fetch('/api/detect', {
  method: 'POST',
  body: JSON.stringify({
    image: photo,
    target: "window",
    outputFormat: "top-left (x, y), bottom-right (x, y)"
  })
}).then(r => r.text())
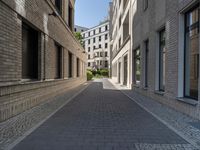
top-left (93, 46), bottom-right (96, 50)
top-left (105, 34), bottom-right (108, 40)
top-left (68, 52), bottom-right (73, 78)
top-left (88, 32), bottom-right (90, 37)
top-left (88, 55), bottom-right (90, 59)
top-left (100, 52), bottom-right (103, 57)
top-left (144, 40), bottom-right (149, 88)
top-left (105, 52), bottom-right (108, 57)
top-left (74, 28), bottom-right (77, 32)
top-left (105, 43), bottom-right (108, 49)
top-left (55, 0), bottom-right (62, 14)
top-left (159, 29), bottom-right (166, 91)
top-left (105, 61), bottom-right (108, 68)
top-left (77, 58), bottom-right (80, 77)
top-left (88, 62), bottom-right (91, 67)
top-left (93, 30), bottom-right (96, 35)
top-left (105, 25), bottom-right (108, 31)
top-left (143, 0), bottom-right (148, 11)
top-left (134, 48), bottom-right (141, 85)
top-left (22, 22), bottom-right (39, 80)
top-left (54, 43), bottom-right (62, 79)
top-left (93, 38), bottom-right (96, 43)
top-left (99, 36), bottom-right (101, 42)
top-left (99, 28), bottom-right (101, 33)
top-left (100, 60), bottom-right (103, 66)
top-left (119, 38), bottom-right (121, 48)
top-left (88, 47), bottom-right (90, 52)
top-left (68, 2), bottom-right (73, 30)
top-left (99, 44), bottom-right (101, 48)
top-left (184, 5), bottom-right (199, 100)
top-left (88, 39), bottom-right (90, 45)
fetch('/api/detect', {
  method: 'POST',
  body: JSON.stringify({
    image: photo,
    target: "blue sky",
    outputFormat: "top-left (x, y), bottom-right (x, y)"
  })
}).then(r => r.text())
top-left (75, 0), bottom-right (111, 28)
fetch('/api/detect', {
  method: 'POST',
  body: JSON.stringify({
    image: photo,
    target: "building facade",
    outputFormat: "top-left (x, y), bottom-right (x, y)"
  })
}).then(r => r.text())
top-left (111, 0), bottom-right (200, 119)
top-left (0, 0), bottom-right (87, 122)
top-left (110, 0), bottom-right (133, 88)
top-left (82, 21), bottom-right (110, 70)
top-left (74, 25), bottom-right (88, 33)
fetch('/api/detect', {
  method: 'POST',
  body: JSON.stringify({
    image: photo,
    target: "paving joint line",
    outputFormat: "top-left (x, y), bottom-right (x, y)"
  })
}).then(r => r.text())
top-left (107, 79), bottom-right (199, 150)
top-left (5, 82), bottom-right (90, 150)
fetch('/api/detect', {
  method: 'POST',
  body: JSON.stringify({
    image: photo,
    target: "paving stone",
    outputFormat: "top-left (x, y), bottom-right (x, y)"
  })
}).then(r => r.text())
top-left (11, 79), bottom-right (195, 150)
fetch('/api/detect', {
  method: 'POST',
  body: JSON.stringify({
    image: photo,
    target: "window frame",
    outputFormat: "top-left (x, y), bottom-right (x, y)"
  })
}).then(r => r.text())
top-left (158, 28), bottom-right (166, 92)
top-left (184, 4), bottom-right (199, 100)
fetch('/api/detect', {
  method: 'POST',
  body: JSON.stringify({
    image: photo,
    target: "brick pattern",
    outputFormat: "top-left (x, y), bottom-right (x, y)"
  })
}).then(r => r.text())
top-left (131, 0), bottom-right (200, 119)
top-left (0, 0), bottom-right (87, 122)
top-left (10, 80), bottom-right (195, 150)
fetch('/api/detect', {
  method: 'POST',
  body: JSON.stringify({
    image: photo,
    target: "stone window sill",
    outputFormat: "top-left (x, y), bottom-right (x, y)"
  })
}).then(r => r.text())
top-left (176, 97), bottom-right (198, 106)
top-left (154, 90), bottom-right (165, 96)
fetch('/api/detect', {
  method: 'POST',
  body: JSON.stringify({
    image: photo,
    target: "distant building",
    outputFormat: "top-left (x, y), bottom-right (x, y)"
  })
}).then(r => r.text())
top-left (82, 21), bottom-right (110, 71)
top-left (74, 25), bottom-right (88, 33)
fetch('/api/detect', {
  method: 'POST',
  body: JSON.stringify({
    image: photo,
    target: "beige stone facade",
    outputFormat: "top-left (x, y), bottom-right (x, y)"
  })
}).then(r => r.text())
top-left (111, 0), bottom-right (200, 119)
top-left (0, 0), bottom-right (87, 122)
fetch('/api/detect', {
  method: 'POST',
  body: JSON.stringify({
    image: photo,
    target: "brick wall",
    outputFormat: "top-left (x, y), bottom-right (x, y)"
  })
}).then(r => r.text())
top-left (132, 0), bottom-right (200, 119)
top-left (0, 0), bottom-right (87, 122)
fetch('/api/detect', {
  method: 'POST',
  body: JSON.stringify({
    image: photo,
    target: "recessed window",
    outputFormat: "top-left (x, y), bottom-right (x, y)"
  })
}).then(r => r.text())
top-left (105, 52), bottom-right (108, 57)
top-left (134, 48), bottom-right (141, 85)
top-left (184, 5), bottom-right (199, 100)
top-left (93, 38), bottom-right (96, 43)
top-left (88, 39), bottom-right (90, 45)
top-left (99, 28), bottom-right (101, 33)
top-left (105, 34), bottom-right (108, 40)
top-left (100, 52), bottom-right (103, 57)
top-left (99, 44), bottom-right (101, 48)
top-left (159, 29), bottom-right (166, 91)
top-left (143, 0), bottom-right (148, 11)
top-left (93, 46), bottom-right (96, 50)
top-left (93, 30), bottom-right (96, 35)
top-left (99, 36), bottom-right (101, 42)
top-left (105, 25), bottom-right (108, 31)
top-left (55, 0), bottom-right (62, 14)
top-left (88, 47), bottom-right (90, 52)
top-left (77, 58), bottom-right (80, 77)
top-left (88, 55), bottom-right (90, 59)
top-left (105, 43), bottom-right (108, 49)
top-left (68, 2), bottom-right (73, 30)
top-left (88, 62), bottom-right (91, 67)
top-left (22, 22), bottom-right (39, 80)
top-left (54, 43), bottom-right (62, 79)
top-left (68, 52), bottom-right (73, 78)
top-left (105, 61), bottom-right (108, 68)
top-left (144, 40), bottom-right (149, 87)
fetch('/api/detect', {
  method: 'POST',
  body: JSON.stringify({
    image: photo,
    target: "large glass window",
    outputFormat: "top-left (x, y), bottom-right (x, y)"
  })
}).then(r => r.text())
top-left (184, 5), bottom-right (199, 100)
top-left (134, 48), bottom-right (141, 85)
top-left (68, 52), bottom-right (73, 78)
top-left (144, 40), bottom-right (149, 87)
top-left (159, 29), bottom-right (166, 91)
top-left (22, 23), bottom-right (39, 80)
top-left (54, 43), bottom-right (62, 79)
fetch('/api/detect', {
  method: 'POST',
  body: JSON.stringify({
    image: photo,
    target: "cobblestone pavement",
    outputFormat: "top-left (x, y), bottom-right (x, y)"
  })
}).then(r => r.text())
top-left (108, 79), bottom-right (200, 149)
top-left (0, 83), bottom-right (89, 150)
top-left (11, 79), bottom-right (196, 150)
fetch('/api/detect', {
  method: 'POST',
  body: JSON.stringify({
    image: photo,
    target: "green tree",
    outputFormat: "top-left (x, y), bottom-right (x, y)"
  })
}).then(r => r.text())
top-left (74, 32), bottom-right (83, 46)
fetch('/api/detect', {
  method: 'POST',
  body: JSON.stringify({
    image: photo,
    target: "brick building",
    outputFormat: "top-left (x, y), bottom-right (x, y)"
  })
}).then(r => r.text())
top-left (111, 0), bottom-right (200, 119)
top-left (0, 0), bottom-right (87, 122)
